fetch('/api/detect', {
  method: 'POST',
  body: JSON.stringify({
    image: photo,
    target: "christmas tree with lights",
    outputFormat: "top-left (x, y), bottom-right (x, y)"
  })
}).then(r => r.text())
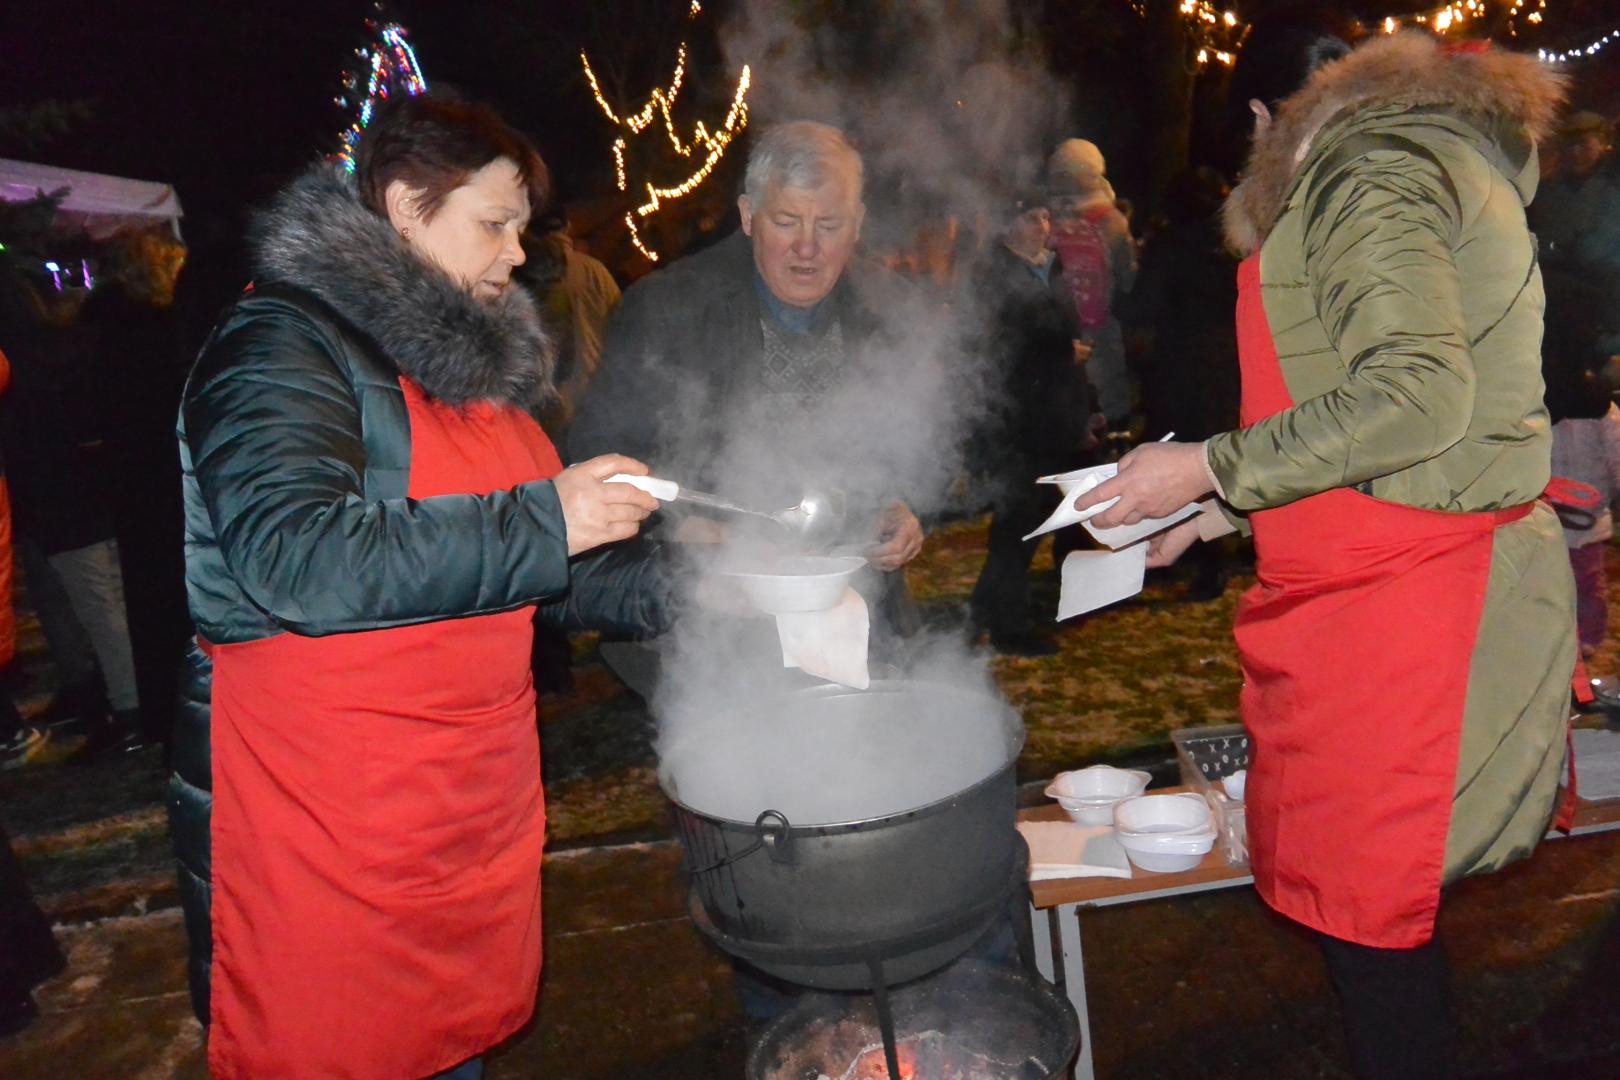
top-left (333, 4), bottom-right (429, 173)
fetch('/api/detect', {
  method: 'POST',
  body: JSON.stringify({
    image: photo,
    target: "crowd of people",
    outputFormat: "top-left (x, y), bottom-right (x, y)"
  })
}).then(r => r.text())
top-left (0, 13), bottom-right (1617, 1080)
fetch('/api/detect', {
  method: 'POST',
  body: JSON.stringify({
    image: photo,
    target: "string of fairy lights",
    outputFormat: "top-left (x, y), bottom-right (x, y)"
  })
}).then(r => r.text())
top-left (1158, 0), bottom-right (1618, 70)
top-left (581, 0), bottom-right (752, 262)
top-left (1378, 0), bottom-right (1547, 36)
top-left (1539, 22), bottom-right (1620, 63)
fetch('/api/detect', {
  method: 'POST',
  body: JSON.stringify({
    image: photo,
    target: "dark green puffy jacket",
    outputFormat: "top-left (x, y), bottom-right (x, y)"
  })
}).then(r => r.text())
top-left (169, 166), bottom-right (671, 1021)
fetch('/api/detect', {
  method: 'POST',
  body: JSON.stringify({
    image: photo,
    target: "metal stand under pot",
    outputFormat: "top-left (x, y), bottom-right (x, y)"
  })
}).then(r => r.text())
top-left (736, 841), bottom-right (1080, 1080)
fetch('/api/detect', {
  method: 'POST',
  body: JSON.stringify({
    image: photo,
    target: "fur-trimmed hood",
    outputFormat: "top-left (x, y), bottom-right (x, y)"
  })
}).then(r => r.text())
top-left (1225, 32), bottom-right (1567, 254)
top-left (249, 165), bottom-right (554, 407)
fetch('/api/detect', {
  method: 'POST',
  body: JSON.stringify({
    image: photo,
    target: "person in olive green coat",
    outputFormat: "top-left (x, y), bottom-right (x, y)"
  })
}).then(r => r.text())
top-left (1076, 28), bottom-right (1574, 1080)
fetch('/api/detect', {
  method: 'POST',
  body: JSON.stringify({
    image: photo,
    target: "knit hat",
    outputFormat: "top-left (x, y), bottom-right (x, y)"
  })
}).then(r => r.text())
top-left (1048, 138), bottom-right (1106, 182)
top-left (1008, 184), bottom-right (1048, 216)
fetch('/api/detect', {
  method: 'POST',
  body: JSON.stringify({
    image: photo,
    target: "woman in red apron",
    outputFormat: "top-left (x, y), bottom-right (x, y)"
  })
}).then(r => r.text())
top-left (172, 97), bottom-right (667, 1079)
top-left (1074, 27), bottom-right (1574, 1079)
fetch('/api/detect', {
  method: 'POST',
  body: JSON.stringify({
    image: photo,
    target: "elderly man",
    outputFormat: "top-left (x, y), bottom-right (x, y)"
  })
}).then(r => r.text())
top-left (569, 121), bottom-right (925, 577)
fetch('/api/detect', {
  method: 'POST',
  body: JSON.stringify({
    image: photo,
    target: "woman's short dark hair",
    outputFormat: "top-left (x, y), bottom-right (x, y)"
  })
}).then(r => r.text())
top-left (354, 95), bottom-right (550, 222)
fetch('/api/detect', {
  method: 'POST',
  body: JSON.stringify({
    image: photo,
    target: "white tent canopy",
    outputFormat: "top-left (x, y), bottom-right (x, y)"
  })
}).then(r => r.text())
top-left (0, 158), bottom-right (183, 239)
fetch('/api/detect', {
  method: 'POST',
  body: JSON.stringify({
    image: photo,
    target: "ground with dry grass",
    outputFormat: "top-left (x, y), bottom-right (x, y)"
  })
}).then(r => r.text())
top-left (8, 516), bottom-right (1615, 907)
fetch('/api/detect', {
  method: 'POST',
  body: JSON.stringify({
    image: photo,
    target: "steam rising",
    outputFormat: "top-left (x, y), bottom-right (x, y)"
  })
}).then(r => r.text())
top-left (722, 0), bottom-right (1071, 246)
top-left (654, 0), bottom-right (1073, 823)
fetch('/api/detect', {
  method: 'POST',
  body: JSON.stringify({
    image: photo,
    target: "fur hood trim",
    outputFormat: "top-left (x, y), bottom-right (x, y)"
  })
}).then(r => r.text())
top-left (249, 165), bottom-right (554, 408)
top-left (1225, 32), bottom-right (1567, 254)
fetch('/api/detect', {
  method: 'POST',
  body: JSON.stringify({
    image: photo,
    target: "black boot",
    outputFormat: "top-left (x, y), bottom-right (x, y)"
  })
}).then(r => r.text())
top-left (103, 708), bottom-right (154, 754)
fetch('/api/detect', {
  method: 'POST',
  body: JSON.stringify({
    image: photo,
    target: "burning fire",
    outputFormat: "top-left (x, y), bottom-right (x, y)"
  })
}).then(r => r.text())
top-left (844, 1040), bottom-right (918, 1079)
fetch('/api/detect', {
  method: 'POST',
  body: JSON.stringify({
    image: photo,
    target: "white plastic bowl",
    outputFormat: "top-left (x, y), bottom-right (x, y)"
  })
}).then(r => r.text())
top-left (1115, 837), bottom-right (1215, 873)
top-left (1113, 793), bottom-right (1216, 872)
top-left (720, 555), bottom-right (866, 614)
top-left (1044, 766), bottom-right (1152, 825)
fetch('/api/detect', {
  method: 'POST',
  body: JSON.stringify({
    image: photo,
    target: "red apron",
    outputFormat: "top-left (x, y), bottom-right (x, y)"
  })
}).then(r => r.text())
top-left (207, 379), bottom-right (563, 1079)
top-left (1232, 256), bottom-right (1529, 948)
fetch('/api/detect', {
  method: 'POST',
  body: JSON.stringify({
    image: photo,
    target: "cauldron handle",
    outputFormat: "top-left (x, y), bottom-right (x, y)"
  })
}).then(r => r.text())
top-left (756, 809), bottom-right (794, 863)
top-left (683, 809), bottom-right (794, 874)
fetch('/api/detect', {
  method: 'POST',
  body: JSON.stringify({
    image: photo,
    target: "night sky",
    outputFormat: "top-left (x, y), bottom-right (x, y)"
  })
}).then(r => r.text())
top-left (3, 1), bottom-right (681, 226)
top-left (7, 2), bottom-right (1620, 242)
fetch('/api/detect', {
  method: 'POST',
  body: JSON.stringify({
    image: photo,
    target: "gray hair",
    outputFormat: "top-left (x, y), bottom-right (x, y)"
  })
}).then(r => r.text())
top-left (743, 121), bottom-right (864, 205)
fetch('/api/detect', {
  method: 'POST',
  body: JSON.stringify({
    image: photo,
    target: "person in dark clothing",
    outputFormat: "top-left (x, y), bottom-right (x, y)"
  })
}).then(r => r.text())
top-left (965, 188), bottom-right (1088, 655)
top-left (516, 208), bottom-right (625, 696)
top-left (0, 283), bottom-right (142, 749)
top-left (1123, 167), bottom-right (1239, 444)
top-left (1119, 167), bottom-right (1241, 600)
top-left (82, 231), bottom-right (192, 747)
top-left (1532, 111), bottom-right (1620, 357)
top-left (0, 820), bottom-right (66, 1036)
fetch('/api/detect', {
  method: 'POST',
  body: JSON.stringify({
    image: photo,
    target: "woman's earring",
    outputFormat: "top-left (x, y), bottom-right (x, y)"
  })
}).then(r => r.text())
top-left (400, 227), bottom-right (412, 239)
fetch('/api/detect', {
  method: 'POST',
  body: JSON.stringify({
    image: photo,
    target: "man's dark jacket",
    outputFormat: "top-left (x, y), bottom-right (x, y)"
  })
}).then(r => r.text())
top-left (171, 166), bottom-right (668, 1022)
top-left (965, 243), bottom-right (1089, 477)
top-left (567, 231), bottom-right (918, 501)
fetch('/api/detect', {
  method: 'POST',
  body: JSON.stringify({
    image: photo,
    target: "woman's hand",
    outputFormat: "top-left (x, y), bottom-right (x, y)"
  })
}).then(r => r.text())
top-left (553, 455), bottom-right (660, 556)
top-left (1073, 442), bottom-right (1214, 528)
top-left (1145, 517), bottom-right (1201, 568)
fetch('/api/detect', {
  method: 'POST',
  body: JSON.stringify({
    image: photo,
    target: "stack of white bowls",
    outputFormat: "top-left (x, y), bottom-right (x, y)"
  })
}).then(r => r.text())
top-left (1043, 765), bottom-right (1152, 825)
top-left (1111, 793), bottom-right (1217, 872)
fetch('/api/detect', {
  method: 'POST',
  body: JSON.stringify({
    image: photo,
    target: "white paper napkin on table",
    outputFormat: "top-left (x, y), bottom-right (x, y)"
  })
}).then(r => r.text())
top-left (1573, 727), bottom-right (1620, 800)
top-left (1018, 820), bottom-right (1133, 880)
top-left (775, 588), bottom-right (870, 690)
top-left (1057, 545), bottom-right (1148, 620)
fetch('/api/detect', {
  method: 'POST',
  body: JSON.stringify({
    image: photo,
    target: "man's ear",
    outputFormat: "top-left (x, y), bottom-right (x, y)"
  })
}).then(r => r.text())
top-left (737, 195), bottom-right (753, 237)
top-left (384, 179), bottom-right (426, 233)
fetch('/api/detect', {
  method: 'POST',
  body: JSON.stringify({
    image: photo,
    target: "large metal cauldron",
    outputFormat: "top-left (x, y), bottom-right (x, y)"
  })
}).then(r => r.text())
top-left (660, 680), bottom-right (1025, 989)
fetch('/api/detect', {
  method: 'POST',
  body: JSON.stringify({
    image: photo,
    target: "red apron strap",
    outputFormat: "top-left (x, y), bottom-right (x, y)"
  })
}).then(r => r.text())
top-left (1555, 722), bottom-right (1580, 833)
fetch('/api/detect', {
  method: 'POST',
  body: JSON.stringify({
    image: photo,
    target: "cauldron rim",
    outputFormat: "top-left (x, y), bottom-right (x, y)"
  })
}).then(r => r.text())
top-left (656, 679), bottom-right (1026, 831)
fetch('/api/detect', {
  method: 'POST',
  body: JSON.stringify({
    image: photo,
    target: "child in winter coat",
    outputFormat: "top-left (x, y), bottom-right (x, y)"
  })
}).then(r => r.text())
top-left (1546, 363), bottom-right (1620, 658)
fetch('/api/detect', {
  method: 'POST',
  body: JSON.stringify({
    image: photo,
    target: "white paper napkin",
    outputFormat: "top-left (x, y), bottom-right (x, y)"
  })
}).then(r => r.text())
top-left (1057, 545), bottom-right (1148, 620)
top-left (1018, 820), bottom-right (1133, 880)
top-left (775, 588), bottom-right (870, 689)
top-left (1573, 727), bottom-right (1620, 800)
top-left (1082, 501), bottom-right (1203, 550)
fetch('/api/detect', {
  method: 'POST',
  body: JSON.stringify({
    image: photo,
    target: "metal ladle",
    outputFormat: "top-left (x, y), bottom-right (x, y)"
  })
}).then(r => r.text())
top-left (607, 474), bottom-right (846, 549)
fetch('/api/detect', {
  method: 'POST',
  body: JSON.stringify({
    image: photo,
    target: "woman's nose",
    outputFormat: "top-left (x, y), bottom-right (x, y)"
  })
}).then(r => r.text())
top-left (506, 231), bottom-right (527, 267)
